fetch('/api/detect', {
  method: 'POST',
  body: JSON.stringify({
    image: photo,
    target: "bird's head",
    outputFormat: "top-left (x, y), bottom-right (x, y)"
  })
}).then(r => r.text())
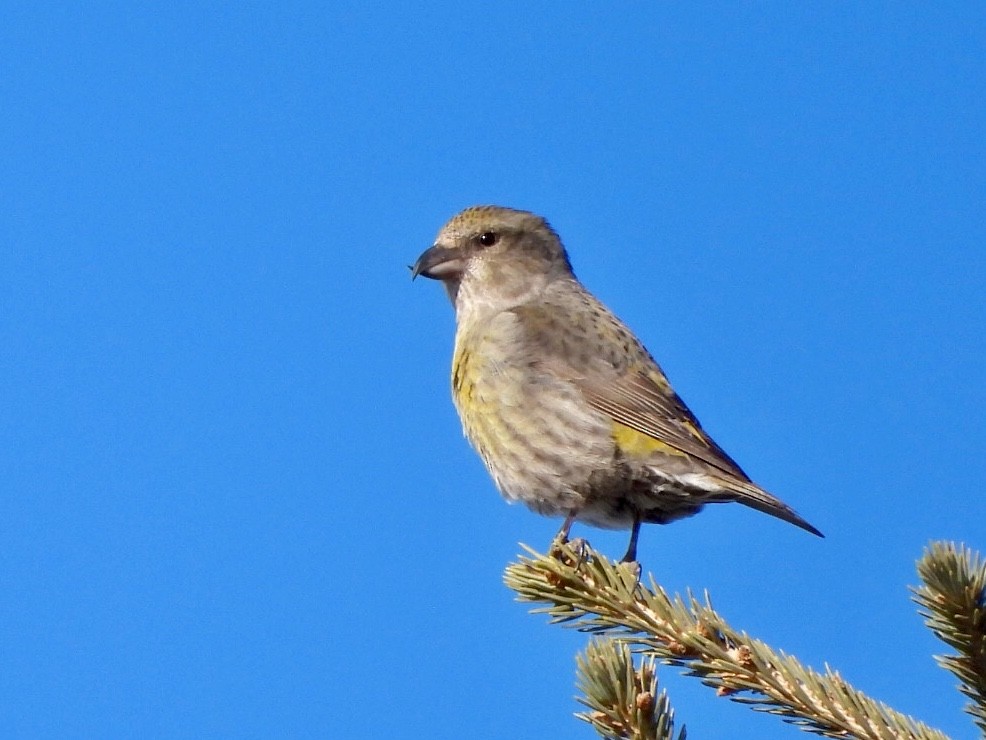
top-left (411, 205), bottom-right (574, 317)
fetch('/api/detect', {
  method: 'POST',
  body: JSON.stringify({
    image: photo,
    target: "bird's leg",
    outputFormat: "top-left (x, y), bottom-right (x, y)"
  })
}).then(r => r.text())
top-left (550, 511), bottom-right (586, 565)
top-left (620, 515), bottom-right (641, 563)
top-left (556, 510), bottom-right (577, 543)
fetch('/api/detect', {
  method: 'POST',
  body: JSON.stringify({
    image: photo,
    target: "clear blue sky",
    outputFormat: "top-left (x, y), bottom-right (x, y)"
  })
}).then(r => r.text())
top-left (2, 4), bottom-right (984, 738)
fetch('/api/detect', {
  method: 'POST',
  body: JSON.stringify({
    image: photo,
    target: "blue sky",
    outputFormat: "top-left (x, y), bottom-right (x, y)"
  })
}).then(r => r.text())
top-left (1, 3), bottom-right (984, 738)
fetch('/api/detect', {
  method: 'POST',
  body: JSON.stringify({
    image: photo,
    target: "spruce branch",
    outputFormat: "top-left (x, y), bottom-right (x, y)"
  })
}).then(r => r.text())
top-left (913, 542), bottom-right (986, 736)
top-left (504, 541), bottom-right (950, 740)
top-left (576, 638), bottom-right (685, 740)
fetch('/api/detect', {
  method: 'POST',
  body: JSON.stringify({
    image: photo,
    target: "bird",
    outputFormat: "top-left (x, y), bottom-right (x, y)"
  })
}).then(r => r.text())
top-left (411, 205), bottom-right (821, 562)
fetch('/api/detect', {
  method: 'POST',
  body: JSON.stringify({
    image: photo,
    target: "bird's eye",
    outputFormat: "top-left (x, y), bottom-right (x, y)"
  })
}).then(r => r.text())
top-left (478, 232), bottom-right (498, 247)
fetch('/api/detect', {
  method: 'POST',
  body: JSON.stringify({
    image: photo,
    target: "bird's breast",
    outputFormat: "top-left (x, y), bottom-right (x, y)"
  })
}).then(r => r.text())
top-left (449, 325), bottom-right (618, 504)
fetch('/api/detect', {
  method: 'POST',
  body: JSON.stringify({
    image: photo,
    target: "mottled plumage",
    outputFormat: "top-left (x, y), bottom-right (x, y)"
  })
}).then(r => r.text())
top-left (412, 205), bottom-right (821, 560)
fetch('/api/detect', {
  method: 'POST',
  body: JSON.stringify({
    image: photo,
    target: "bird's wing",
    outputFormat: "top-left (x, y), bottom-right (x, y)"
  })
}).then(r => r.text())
top-left (508, 297), bottom-right (750, 482)
top-left (575, 362), bottom-right (751, 480)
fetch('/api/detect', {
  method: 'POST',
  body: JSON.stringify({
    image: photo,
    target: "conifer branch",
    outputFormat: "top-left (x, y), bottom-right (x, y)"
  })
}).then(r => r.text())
top-left (576, 638), bottom-right (685, 740)
top-left (504, 541), bottom-right (950, 740)
top-left (912, 542), bottom-right (986, 736)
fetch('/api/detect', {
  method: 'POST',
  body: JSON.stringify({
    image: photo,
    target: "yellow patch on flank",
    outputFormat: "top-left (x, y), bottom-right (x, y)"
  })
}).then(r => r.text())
top-left (452, 347), bottom-right (470, 395)
top-left (452, 344), bottom-right (493, 415)
top-left (611, 422), bottom-right (686, 458)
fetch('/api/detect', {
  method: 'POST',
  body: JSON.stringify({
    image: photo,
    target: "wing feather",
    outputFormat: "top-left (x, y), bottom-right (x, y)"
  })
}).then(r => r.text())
top-left (576, 366), bottom-right (750, 480)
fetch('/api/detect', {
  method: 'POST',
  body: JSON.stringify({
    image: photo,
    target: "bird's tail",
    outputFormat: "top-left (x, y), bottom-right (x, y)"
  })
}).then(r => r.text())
top-left (728, 480), bottom-right (823, 537)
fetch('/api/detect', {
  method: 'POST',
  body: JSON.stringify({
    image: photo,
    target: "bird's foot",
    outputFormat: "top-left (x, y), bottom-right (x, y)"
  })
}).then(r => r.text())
top-left (550, 534), bottom-right (590, 570)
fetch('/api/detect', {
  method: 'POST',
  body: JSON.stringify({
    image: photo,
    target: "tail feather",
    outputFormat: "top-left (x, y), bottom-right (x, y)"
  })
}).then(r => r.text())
top-left (729, 480), bottom-right (823, 537)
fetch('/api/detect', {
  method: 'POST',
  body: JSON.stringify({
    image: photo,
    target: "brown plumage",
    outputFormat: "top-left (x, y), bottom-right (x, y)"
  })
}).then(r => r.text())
top-left (413, 205), bottom-right (821, 561)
